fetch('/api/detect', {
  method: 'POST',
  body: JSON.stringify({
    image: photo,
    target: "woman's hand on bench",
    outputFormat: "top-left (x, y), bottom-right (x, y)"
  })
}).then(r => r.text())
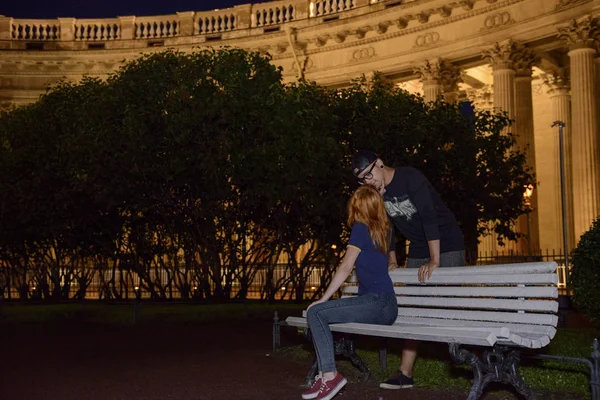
top-left (307, 299), bottom-right (327, 311)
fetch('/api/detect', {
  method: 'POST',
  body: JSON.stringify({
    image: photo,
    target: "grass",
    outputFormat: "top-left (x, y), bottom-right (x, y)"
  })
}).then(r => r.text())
top-left (278, 325), bottom-right (599, 399)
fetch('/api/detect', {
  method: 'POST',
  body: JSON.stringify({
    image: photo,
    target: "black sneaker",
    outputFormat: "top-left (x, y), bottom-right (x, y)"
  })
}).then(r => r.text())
top-left (379, 372), bottom-right (415, 389)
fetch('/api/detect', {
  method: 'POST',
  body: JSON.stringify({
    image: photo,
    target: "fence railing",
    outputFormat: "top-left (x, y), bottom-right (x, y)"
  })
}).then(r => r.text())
top-left (0, 250), bottom-right (569, 302)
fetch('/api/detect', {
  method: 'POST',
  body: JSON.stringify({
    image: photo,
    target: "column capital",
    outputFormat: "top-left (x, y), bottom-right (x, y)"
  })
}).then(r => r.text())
top-left (414, 58), bottom-right (462, 89)
top-left (467, 85), bottom-right (494, 110)
top-left (541, 67), bottom-right (570, 95)
top-left (558, 16), bottom-right (599, 51)
top-left (414, 58), bottom-right (443, 85)
top-left (513, 47), bottom-right (539, 77)
top-left (483, 39), bottom-right (519, 71)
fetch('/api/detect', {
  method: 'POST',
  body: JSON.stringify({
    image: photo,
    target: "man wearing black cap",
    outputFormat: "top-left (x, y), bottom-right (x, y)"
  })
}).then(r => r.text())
top-left (352, 149), bottom-right (465, 390)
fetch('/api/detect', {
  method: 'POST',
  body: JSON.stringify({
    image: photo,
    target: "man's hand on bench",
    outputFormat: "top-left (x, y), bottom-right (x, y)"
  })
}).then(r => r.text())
top-left (418, 261), bottom-right (440, 283)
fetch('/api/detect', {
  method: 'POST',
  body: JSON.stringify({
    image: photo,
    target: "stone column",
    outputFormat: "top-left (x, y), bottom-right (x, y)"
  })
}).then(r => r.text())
top-left (441, 62), bottom-right (462, 105)
top-left (542, 69), bottom-right (576, 251)
top-left (559, 16), bottom-right (600, 242)
top-left (415, 58), bottom-right (444, 102)
top-left (466, 85), bottom-right (497, 255)
top-left (483, 40), bottom-right (520, 254)
top-left (514, 47), bottom-right (540, 256)
top-left (484, 40), bottom-right (517, 135)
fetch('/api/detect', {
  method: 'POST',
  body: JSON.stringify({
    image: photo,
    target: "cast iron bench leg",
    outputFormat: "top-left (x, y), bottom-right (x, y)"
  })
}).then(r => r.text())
top-left (450, 343), bottom-right (536, 400)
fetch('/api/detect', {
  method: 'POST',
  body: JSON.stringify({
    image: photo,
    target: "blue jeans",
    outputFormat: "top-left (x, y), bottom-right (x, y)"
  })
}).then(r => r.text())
top-left (306, 292), bottom-right (398, 374)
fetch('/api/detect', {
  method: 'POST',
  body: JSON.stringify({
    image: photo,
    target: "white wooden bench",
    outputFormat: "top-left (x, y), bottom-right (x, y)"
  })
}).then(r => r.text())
top-left (282, 261), bottom-right (559, 400)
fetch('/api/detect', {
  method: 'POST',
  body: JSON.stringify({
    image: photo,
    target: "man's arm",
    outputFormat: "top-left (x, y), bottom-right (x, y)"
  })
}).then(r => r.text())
top-left (418, 239), bottom-right (440, 282)
top-left (388, 250), bottom-right (399, 271)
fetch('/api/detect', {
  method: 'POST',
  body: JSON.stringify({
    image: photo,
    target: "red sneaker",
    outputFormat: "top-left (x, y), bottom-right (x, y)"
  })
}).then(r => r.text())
top-left (314, 372), bottom-right (347, 400)
top-left (301, 374), bottom-right (322, 400)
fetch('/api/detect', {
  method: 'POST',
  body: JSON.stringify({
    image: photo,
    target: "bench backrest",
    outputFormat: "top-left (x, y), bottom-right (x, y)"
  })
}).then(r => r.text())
top-left (343, 261), bottom-right (559, 345)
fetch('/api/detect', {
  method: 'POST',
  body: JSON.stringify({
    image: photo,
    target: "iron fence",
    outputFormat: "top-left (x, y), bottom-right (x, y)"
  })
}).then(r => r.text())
top-left (0, 250), bottom-right (569, 302)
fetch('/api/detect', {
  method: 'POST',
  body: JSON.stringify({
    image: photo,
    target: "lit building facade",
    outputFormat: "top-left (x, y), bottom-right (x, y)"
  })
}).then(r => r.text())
top-left (1, 0), bottom-right (599, 256)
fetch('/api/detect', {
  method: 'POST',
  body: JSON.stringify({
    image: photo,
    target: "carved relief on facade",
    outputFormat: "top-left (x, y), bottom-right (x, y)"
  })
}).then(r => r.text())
top-left (313, 35), bottom-right (330, 47)
top-left (414, 32), bottom-right (440, 48)
top-left (334, 31), bottom-right (349, 43)
top-left (377, 21), bottom-right (392, 34)
top-left (351, 47), bottom-right (376, 62)
top-left (452, 0), bottom-right (475, 11)
top-left (352, 26), bottom-right (372, 39)
top-left (292, 57), bottom-right (314, 72)
top-left (481, 12), bottom-right (514, 31)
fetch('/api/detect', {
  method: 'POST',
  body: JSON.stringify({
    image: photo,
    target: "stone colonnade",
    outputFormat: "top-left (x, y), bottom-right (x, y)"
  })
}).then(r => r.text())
top-left (413, 16), bottom-right (600, 255)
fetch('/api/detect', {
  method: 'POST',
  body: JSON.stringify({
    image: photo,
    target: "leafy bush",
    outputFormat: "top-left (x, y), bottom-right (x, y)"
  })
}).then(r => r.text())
top-left (571, 217), bottom-right (600, 325)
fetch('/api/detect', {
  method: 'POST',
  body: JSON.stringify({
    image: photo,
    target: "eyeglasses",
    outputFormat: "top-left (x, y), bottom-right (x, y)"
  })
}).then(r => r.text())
top-left (357, 162), bottom-right (376, 184)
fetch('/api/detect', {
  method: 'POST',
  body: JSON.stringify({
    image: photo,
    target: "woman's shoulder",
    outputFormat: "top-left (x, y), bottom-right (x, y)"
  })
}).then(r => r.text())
top-left (351, 221), bottom-right (368, 231)
top-left (350, 221), bottom-right (370, 237)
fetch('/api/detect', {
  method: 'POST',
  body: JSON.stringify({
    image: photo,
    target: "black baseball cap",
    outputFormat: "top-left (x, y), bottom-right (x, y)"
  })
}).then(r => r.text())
top-left (352, 150), bottom-right (378, 177)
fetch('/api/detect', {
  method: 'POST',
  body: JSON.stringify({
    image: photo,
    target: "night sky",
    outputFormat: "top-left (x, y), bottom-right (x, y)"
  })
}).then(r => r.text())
top-left (1, 0), bottom-right (252, 19)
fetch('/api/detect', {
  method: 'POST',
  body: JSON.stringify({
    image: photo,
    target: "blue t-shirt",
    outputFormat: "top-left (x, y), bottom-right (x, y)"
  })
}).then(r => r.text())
top-left (348, 222), bottom-right (394, 295)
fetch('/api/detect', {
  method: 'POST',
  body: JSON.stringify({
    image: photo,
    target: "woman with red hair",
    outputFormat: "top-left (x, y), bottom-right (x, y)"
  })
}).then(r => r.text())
top-left (301, 185), bottom-right (398, 400)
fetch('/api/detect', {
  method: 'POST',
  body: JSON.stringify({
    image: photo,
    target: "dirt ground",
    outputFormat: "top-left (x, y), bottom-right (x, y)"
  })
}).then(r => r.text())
top-left (0, 317), bottom-right (584, 400)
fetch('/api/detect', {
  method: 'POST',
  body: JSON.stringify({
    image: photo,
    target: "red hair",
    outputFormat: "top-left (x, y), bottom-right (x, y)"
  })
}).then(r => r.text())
top-left (347, 185), bottom-right (391, 254)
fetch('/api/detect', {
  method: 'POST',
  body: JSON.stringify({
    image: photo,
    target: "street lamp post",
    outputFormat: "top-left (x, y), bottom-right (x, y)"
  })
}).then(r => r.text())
top-left (523, 184), bottom-right (534, 259)
top-left (551, 120), bottom-right (570, 290)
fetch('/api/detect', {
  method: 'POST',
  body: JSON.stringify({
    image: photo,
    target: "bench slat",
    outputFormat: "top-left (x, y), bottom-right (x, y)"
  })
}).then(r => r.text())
top-left (387, 274), bottom-right (558, 286)
top-left (392, 316), bottom-right (557, 339)
top-left (396, 307), bottom-right (558, 326)
top-left (393, 296), bottom-right (558, 313)
top-left (285, 317), bottom-right (502, 347)
top-left (343, 285), bottom-right (558, 299)
top-left (389, 262), bottom-right (557, 276)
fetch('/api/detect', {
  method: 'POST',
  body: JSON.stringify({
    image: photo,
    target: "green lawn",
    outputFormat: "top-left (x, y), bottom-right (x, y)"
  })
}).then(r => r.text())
top-left (279, 325), bottom-right (598, 399)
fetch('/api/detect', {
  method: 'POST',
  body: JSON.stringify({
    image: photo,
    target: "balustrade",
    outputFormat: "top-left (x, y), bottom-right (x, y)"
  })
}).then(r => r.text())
top-left (75, 19), bottom-right (120, 41)
top-left (310, 0), bottom-right (355, 17)
top-left (136, 15), bottom-right (179, 39)
top-left (2, 0), bottom-right (402, 43)
top-left (252, 1), bottom-right (296, 27)
top-left (196, 11), bottom-right (237, 34)
top-left (12, 20), bottom-right (59, 40)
